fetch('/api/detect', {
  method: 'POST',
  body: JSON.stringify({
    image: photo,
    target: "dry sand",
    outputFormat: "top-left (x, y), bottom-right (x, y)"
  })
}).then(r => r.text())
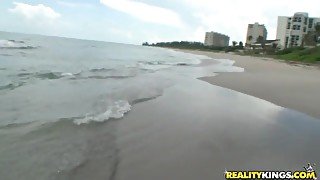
top-left (181, 50), bottom-right (320, 120)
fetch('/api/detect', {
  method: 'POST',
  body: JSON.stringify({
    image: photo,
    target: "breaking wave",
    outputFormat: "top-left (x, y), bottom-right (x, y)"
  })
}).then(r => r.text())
top-left (89, 68), bottom-right (113, 72)
top-left (12, 67), bottom-right (153, 82)
top-left (0, 40), bottom-right (37, 49)
top-left (139, 60), bottom-right (194, 66)
top-left (74, 100), bottom-right (132, 125)
top-left (72, 93), bottom-right (163, 125)
top-left (16, 71), bottom-right (75, 80)
top-left (75, 67), bottom-right (154, 80)
top-left (87, 75), bottom-right (133, 79)
top-left (0, 82), bottom-right (25, 91)
top-left (35, 72), bottom-right (63, 79)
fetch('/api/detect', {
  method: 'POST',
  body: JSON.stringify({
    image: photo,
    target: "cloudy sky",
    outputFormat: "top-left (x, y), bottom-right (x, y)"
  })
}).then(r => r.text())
top-left (0, 0), bottom-right (319, 44)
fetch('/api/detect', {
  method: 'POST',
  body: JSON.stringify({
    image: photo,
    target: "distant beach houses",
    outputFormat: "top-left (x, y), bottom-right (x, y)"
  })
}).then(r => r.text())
top-left (246, 23), bottom-right (267, 45)
top-left (142, 12), bottom-right (319, 52)
top-left (204, 12), bottom-right (320, 49)
top-left (245, 23), bottom-right (268, 47)
top-left (245, 23), bottom-right (278, 49)
top-left (277, 12), bottom-right (320, 49)
top-left (204, 32), bottom-right (230, 47)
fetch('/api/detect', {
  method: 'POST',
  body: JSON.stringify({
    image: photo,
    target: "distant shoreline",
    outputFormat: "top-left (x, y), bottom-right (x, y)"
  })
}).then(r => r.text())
top-left (176, 49), bottom-right (320, 120)
top-left (163, 46), bottom-right (320, 67)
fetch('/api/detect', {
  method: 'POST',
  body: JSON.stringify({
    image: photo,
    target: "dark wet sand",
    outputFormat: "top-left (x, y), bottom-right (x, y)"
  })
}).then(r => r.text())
top-left (114, 79), bottom-right (320, 180)
top-left (180, 50), bottom-right (320, 120)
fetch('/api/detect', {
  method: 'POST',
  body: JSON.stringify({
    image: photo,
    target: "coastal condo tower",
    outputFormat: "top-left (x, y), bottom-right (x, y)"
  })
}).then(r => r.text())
top-left (245, 22), bottom-right (267, 47)
top-left (276, 12), bottom-right (320, 49)
top-left (204, 32), bottom-right (230, 47)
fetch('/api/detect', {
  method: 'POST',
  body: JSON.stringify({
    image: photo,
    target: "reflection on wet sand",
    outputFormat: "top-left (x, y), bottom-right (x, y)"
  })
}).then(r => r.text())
top-left (115, 79), bottom-right (320, 180)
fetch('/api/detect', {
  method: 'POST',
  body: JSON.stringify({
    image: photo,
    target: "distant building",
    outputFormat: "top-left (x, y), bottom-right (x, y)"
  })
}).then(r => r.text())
top-left (246, 22), bottom-right (267, 47)
top-left (276, 12), bottom-right (320, 49)
top-left (250, 40), bottom-right (279, 49)
top-left (204, 32), bottom-right (230, 47)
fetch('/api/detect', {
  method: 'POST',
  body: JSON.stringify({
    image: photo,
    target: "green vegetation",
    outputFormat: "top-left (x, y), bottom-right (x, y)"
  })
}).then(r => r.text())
top-left (142, 41), bottom-right (224, 51)
top-left (232, 41), bottom-right (238, 47)
top-left (142, 41), bottom-right (243, 52)
top-left (143, 40), bottom-right (320, 64)
top-left (275, 47), bottom-right (320, 63)
top-left (316, 24), bottom-right (320, 32)
top-left (240, 47), bottom-right (320, 64)
top-left (304, 24), bottom-right (320, 47)
top-left (238, 41), bottom-right (244, 48)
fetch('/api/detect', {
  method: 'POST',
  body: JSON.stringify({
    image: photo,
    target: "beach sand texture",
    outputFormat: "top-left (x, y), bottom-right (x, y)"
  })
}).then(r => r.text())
top-left (181, 50), bottom-right (320, 120)
top-left (113, 51), bottom-right (320, 180)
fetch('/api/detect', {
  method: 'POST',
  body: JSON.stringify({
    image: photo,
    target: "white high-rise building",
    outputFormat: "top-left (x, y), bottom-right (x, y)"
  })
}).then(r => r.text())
top-left (246, 22), bottom-right (267, 46)
top-left (204, 32), bottom-right (230, 47)
top-left (276, 12), bottom-right (320, 49)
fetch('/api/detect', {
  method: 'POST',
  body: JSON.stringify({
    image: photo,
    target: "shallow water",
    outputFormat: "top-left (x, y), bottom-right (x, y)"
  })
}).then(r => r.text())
top-left (0, 32), bottom-right (319, 180)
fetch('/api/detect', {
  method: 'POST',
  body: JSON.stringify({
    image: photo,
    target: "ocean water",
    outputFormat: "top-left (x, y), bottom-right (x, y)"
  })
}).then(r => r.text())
top-left (1, 32), bottom-right (320, 180)
top-left (0, 32), bottom-right (242, 127)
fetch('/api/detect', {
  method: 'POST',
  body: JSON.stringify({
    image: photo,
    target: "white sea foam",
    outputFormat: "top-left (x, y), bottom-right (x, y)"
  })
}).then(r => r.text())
top-left (213, 59), bottom-right (245, 73)
top-left (0, 40), bottom-right (17, 48)
top-left (74, 100), bottom-right (131, 125)
top-left (0, 40), bottom-right (26, 48)
top-left (0, 39), bottom-right (37, 49)
top-left (61, 72), bottom-right (74, 76)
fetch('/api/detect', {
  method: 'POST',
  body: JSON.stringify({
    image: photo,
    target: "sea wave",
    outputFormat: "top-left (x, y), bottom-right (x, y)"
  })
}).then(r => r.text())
top-left (0, 40), bottom-right (37, 49)
top-left (0, 53), bottom-right (13, 57)
top-left (140, 61), bottom-right (193, 66)
top-left (12, 67), bottom-right (151, 83)
top-left (131, 96), bottom-right (160, 105)
top-left (8, 62), bottom-right (177, 85)
top-left (136, 60), bottom-right (195, 71)
top-left (16, 71), bottom-right (74, 80)
top-left (89, 68), bottom-right (113, 72)
top-left (81, 67), bottom-right (154, 80)
top-left (74, 100), bottom-right (131, 125)
top-left (35, 72), bottom-right (63, 79)
top-left (61, 72), bottom-right (74, 76)
top-left (0, 82), bottom-right (25, 91)
top-left (87, 75), bottom-right (133, 79)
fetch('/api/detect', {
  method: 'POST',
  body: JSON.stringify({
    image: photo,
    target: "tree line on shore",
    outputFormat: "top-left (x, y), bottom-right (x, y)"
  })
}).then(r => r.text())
top-left (142, 41), bottom-right (244, 52)
top-left (142, 40), bottom-right (320, 64)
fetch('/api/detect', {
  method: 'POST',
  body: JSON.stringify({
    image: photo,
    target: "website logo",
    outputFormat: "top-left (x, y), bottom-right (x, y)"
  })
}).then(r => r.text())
top-left (224, 163), bottom-right (317, 179)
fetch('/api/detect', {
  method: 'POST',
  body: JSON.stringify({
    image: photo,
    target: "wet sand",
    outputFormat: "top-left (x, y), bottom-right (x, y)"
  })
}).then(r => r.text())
top-left (113, 51), bottom-right (320, 180)
top-left (180, 50), bottom-right (320, 120)
top-left (115, 79), bottom-right (320, 180)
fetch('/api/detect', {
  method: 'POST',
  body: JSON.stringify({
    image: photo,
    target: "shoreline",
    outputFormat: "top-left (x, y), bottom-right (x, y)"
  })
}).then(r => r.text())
top-left (115, 58), bottom-right (320, 179)
top-left (179, 49), bottom-right (320, 120)
top-left (165, 47), bottom-right (320, 68)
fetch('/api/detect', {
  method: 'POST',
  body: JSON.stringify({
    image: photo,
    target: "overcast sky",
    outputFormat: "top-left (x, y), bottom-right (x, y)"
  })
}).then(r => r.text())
top-left (0, 0), bottom-right (319, 44)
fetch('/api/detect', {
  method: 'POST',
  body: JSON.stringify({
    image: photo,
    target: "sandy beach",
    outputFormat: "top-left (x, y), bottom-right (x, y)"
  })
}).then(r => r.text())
top-left (180, 50), bottom-right (320, 120)
top-left (115, 75), bottom-right (320, 180)
top-left (113, 50), bottom-right (320, 180)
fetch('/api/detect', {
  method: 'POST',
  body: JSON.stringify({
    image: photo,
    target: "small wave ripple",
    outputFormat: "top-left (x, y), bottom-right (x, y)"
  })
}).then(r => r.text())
top-left (74, 100), bottom-right (131, 125)
top-left (0, 40), bottom-right (37, 49)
